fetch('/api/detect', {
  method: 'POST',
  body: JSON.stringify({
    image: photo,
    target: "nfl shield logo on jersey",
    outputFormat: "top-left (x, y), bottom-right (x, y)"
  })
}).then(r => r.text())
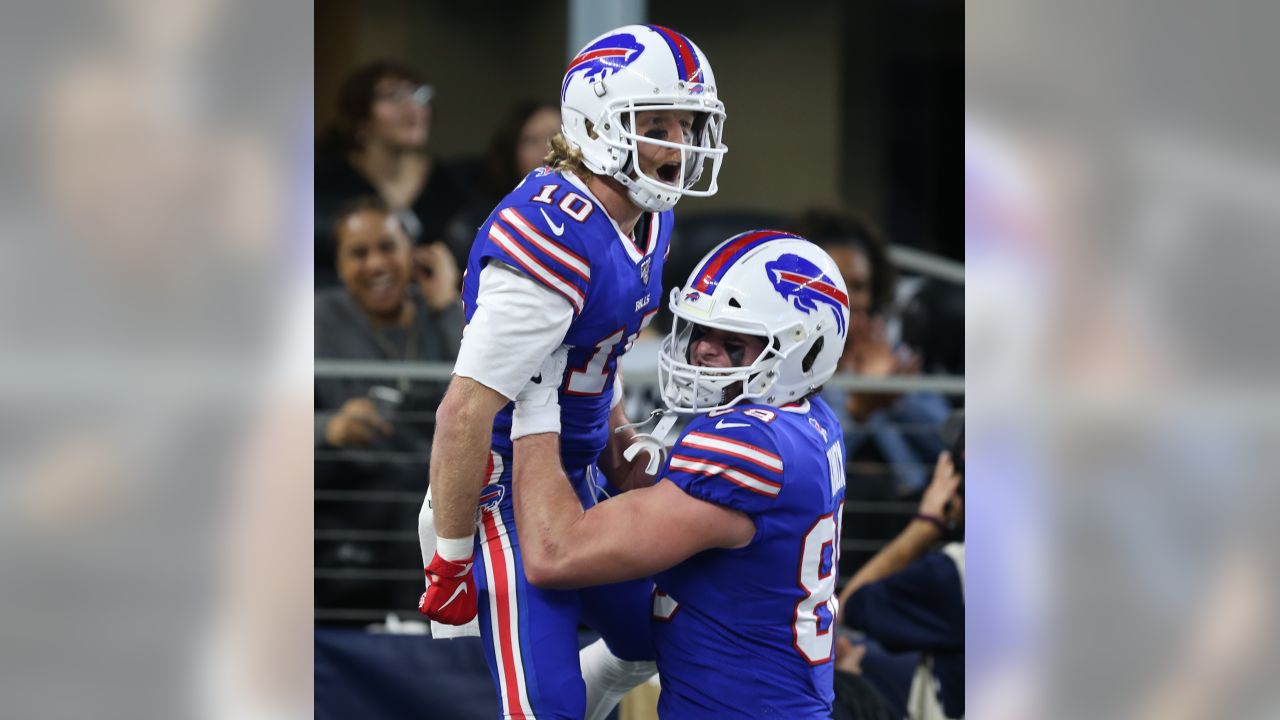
top-left (639, 256), bottom-right (653, 285)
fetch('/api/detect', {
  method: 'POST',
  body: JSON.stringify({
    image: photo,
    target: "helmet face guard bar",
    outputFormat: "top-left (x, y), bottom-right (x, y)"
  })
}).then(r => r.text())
top-left (657, 290), bottom-right (806, 414)
top-left (601, 98), bottom-right (727, 200)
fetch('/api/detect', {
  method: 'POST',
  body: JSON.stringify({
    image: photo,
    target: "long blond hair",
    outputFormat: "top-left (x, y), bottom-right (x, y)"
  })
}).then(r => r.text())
top-left (544, 131), bottom-right (596, 183)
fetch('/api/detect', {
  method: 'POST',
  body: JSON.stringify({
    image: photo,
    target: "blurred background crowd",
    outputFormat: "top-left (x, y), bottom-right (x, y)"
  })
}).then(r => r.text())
top-left (313, 1), bottom-right (963, 717)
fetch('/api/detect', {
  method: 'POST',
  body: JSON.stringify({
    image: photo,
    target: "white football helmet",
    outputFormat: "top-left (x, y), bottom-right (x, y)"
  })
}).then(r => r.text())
top-left (659, 232), bottom-right (850, 413)
top-left (560, 24), bottom-right (727, 213)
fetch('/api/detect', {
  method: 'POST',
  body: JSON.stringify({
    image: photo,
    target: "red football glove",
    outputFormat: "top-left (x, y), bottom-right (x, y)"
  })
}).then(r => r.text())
top-left (418, 552), bottom-right (478, 625)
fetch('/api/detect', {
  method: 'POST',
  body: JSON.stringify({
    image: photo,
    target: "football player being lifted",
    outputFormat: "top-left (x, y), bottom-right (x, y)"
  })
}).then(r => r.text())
top-left (418, 25), bottom-right (726, 720)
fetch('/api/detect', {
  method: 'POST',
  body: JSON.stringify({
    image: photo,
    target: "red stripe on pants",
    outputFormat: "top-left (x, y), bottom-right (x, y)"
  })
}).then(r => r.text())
top-left (482, 509), bottom-right (529, 717)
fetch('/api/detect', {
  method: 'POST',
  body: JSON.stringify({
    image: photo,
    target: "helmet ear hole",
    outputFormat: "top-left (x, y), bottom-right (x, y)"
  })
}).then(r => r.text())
top-left (727, 297), bottom-right (741, 308)
top-left (801, 337), bottom-right (824, 373)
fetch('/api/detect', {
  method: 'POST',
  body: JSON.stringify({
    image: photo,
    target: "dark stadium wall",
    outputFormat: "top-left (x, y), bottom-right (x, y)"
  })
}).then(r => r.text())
top-left (644, 0), bottom-right (846, 214)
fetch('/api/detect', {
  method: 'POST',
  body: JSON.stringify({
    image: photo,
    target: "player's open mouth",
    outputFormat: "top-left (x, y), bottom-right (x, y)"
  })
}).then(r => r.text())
top-left (656, 162), bottom-right (681, 185)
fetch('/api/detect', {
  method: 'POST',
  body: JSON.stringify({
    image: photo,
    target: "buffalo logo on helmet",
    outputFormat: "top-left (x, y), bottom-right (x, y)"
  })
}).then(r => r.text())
top-left (764, 254), bottom-right (850, 337)
top-left (561, 33), bottom-right (646, 101)
top-left (683, 290), bottom-right (701, 303)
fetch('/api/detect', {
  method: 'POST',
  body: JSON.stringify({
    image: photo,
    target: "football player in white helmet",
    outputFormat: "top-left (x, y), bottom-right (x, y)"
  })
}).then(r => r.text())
top-left (658, 230), bottom-right (850, 412)
top-left (556, 24), bottom-right (727, 213)
top-left (418, 25), bottom-right (726, 720)
top-left (511, 233), bottom-right (850, 718)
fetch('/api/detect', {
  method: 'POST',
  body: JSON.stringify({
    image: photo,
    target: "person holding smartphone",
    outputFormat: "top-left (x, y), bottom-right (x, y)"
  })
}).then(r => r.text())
top-left (836, 446), bottom-right (966, 720)
top-left (315, 195), bottom-right (464, 618)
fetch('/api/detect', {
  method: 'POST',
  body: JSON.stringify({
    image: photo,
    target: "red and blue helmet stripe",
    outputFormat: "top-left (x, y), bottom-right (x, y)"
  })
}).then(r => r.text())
top-left (648, 25), bottom-right (703, 83)
top-left (690, 230), bottom-right (796, 293)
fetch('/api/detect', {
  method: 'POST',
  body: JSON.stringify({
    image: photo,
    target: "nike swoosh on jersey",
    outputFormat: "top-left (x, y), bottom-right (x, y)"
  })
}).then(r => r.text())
top-left (437, 581), bottom-right (469, 611)
top-left (539, 208), bottom-right (566, 236)
top-left (715, 420), bottom-right (751, 429)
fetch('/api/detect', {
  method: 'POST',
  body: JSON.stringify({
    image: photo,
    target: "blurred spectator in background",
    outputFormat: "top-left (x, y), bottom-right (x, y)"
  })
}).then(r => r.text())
top-left (797, 209), bottom-right (952, 499)
top-left (315, 196), bottom-right (464, 617)
top-left (837, 450), bottom-right (965, 720)
top-left (445, 100), bottom-right (560, 262)
top-left (316, 60), bottom-right (468, 287)
top-left (795, 208), bottom-right (898, 324)
top-left (900, 279), bottom-right (965, 377)
top-left (831, 636), bottom-right (900, 720)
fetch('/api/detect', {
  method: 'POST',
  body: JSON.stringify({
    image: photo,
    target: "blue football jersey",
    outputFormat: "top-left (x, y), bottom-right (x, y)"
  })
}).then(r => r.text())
top-left (651, 397), bottom-right (847, 719)
top-left (462, 168), bottom-right (671, 473)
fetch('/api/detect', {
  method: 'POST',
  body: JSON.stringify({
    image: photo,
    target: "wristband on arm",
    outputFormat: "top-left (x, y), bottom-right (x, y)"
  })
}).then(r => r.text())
top-left (435, 533), bottom-right (475, 561)
top-left (914, 513), bottom-right (947, 532)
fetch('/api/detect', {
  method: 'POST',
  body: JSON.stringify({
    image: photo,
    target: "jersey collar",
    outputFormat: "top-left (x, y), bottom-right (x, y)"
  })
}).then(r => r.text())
top-left (561, 171), bottom-right (659, 264)
top-left (779, 399), bottom-right (811, 414)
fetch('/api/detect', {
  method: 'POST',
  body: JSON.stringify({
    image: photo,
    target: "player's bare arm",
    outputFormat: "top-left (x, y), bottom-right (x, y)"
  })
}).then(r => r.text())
top-left (417, 373), bottom-right (513, 625)
top-left (836, 451), bottom-right (960, 615)
top-left (513, 432), bottom-right (754, 589)
top-left (428, 375), bottom-right (510, 537)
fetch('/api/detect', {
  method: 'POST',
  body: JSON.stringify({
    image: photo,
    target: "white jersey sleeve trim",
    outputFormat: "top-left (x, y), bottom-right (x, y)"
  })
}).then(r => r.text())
top-left (454, 262), bottom-right (574, 400)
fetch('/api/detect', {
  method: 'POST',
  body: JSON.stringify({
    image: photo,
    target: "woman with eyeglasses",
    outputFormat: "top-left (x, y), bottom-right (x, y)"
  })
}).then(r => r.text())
top-left (316, 60), bottom-right (467, 288)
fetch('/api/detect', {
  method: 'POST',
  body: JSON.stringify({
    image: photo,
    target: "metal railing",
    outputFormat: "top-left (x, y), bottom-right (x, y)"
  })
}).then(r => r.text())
top-left (315, 363), bottom-right (963, 621)
top-left (887, 244), bottom-right (965, 285)
top-left (316, 360), bottom-right (965, 396)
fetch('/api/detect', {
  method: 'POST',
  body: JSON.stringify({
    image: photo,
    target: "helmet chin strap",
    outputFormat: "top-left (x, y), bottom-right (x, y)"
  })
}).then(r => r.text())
top-left (612, 141), bottom-right (680, 213)
top-left (614, 169), bottom-right (677, 213)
